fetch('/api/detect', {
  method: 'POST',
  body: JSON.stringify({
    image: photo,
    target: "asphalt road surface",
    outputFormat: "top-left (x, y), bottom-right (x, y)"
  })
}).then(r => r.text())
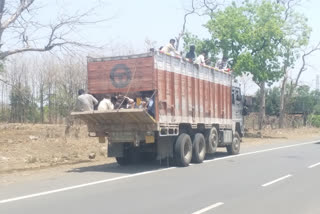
top-left (1, 138), bottom-right (320, 214)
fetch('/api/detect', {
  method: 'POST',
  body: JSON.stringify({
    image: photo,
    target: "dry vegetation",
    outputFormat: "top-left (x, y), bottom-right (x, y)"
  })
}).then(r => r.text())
top-left (0, 123), bottom-right (319, 175)
top-left (0, 123), bottom-right (114, 174)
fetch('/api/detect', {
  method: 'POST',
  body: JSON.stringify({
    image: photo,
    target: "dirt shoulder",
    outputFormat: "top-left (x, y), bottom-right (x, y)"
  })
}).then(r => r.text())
top-left (242, 127), bottom-right (320, 145)
top-left (0, 123), bottom-right (115, 174)
top-left (0, 124), bottom-right (319, 185)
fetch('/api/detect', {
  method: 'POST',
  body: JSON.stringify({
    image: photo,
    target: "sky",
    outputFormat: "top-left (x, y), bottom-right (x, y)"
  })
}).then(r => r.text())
top-left (14, 0), bottom-right (320, 95)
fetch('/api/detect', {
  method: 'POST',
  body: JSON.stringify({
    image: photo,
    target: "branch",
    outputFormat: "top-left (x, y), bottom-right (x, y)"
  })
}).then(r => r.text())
top-left (0, 0), bottom-right (5, 23)
top-left (0, 41), bottom-right (94, 60)
top-left (0, 5), bottom-right (112, 60)
top-left (251, 38), bottom-right (267, 55)
top-left (1, 0), bottom-right (35, 29)
top-left (176, 0), bottom-right (197, 50)
top-left (293, 42), bottom-right (320, 90)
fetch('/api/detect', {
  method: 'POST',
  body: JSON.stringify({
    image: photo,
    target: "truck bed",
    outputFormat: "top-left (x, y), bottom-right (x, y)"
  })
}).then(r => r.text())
top-left (71, 109), bottom-right (157, 134)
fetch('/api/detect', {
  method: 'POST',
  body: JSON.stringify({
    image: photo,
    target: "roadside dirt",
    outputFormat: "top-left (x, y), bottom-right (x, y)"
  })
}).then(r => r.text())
top-left (0, 123), bottom-right (114, 174)
top-left (0, 123), bottom-right (319, 185)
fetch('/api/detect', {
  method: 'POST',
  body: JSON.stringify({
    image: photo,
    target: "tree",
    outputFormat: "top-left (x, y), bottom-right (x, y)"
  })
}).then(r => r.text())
top-left (277, 0), bottom-right (312, 128)
top-left (288, 85), bottom-right (316, 126)
top-left (0, 0), bottom-right (108, 62)
top-left (205, 1), bottom-right (285, 129)
top-left (252, 87), bottom-right (280, 116)
top-left (176, 0), bottom-right (222, 51)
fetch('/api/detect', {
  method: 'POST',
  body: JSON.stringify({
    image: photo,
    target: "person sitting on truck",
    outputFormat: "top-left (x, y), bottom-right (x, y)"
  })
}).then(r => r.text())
top-left (194, 50), bottom-right (207, 67)
top-left (98, 96), bottom-right (114, 111)
top-left (75, 89), bottom-right (98, 111)
top-left (215, 56), bottom-right (228, 69)
top-left (161, 39), bottom-right (180, 56)
top-left (146, 97), bottom-right (155, 118)
top-left (185, 45), bottom-right (196, 62)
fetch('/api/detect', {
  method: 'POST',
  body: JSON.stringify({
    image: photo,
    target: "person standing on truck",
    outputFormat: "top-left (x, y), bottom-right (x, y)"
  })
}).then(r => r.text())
top-left (75, 89), bottom-right (98, 111)
top-left (185, 45), bottom-right (196, 62)
top-left (161, 39), bottom-right (180, 56)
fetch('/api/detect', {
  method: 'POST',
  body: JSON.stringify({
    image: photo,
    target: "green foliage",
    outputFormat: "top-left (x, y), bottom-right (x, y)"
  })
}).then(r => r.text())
top-left (205, 1), bottom-right (286, 85)
top-left (9, 84), bottom-right (40, 123)
top-left (288, 85), bottom-right (317, 114)
top-left (183, 32), bottom-right (219, 64)
top-left (253, 85), bottom-right (320, 116)
top-left (252, 87), bottom-right (280, 116)
top-left (199, 0), bottom-right (311, 87)
top-left (308, 115), bottom-right (320, 128)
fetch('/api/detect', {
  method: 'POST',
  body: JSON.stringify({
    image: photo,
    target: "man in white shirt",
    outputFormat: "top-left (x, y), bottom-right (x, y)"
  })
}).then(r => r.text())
top-left (161, 39), bottom-right (180, 56)
top-left (75, 89), bottom-right (98, 111)
top-left (194, 51), bottom-right (207, 66)
top-left (98, 97), bottom-right (114, 111)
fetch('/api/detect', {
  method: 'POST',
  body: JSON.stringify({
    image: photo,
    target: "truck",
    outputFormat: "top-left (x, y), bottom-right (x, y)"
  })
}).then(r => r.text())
top-left (72, 51), bottom-right (244, 167)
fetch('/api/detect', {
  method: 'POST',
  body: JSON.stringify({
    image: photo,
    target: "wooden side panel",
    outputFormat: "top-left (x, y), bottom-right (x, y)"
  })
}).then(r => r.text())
top-left (88, 57), bottom-right (154, 94)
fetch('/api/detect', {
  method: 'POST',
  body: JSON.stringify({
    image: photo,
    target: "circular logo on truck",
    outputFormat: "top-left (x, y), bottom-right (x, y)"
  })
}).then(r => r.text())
top-left (110, 64), bottom-right (132, 88)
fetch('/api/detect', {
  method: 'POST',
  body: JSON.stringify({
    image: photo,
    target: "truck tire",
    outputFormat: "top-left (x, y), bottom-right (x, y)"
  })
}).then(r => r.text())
top-left (192, 133), bottom-right (206, 163)
top-left (116, 148), bottom-right (140, 165)
top-left (205, 127), bottom-right (218, 154)
top-left (116, 156), bottom-right (130, 166)
top-left (175, 133), bottom-right (192, 167)
top-left (226, 132), bottom-right (240, 155)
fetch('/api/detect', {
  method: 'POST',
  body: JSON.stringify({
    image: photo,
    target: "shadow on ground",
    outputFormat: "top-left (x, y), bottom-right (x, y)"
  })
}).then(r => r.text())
top-left (67, 152), bottom-right (230, 174)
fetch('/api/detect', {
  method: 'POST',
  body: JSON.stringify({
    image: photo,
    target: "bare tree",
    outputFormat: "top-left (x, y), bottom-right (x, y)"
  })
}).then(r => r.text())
top-left (0, 0), bottom-right (110, 61)
top-left (279, 42), bottom-right (320, 127)
top-left (176, 0), bottom-right (221, 51)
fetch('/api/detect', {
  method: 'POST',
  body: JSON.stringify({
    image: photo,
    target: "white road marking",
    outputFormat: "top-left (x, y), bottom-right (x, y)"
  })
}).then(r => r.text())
top-left (192, 202), bottom-right (224, 214)
top-left (262, 174), bottom-right (292, 187)
top-left (308, 162), bottom-right (320, 169)
top-left (0, 167), bottom-right (175, 204)
top-left (0, 139), bottom-right (318, 204)
top-left (204, 139), bottom-right (319, 163)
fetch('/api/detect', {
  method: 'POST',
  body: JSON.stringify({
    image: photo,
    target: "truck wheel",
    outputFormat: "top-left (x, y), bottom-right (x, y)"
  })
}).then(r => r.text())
top-left (226, 132), bottom-right (240, 155)
top-left (175, 133), bottom-right (192, 167)
top-left (116, 148), bottom-right (139, 165)
top-left (205, 127), bottom-right (218, 154)
top-left (116, 156), bottom-right (130, 166)
top-left (192, 133), bottom-right (206, 163)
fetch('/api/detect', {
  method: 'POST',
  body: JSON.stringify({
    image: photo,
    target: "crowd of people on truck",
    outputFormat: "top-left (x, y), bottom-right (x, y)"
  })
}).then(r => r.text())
top-left (160, 38), bottom-right (229, 70)
top-left (76, 89), bottom-right (155, 117)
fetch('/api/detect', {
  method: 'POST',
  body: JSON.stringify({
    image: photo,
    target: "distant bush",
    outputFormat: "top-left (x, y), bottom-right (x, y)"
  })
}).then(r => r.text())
top-left (308, 115), bottom-right (320, 128)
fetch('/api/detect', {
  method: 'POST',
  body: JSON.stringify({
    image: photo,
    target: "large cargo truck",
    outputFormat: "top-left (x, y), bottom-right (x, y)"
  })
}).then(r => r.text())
top-left (72, 51), bottom-right (244, 166)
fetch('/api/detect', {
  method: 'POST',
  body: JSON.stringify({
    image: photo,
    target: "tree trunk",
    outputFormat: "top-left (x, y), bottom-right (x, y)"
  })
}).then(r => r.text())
top-left (40, 85), bottom-right (44, 123)
top-left (279, 67), bottom-right (288, 128)
top-left (258, 82), bottom-right (266, 130)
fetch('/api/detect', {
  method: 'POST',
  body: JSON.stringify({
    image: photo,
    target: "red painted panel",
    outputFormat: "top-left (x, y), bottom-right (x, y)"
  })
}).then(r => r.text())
top-left (88, 57), bottom-right (154, 94)
top-left (88, 54), bottom-right (233, 124)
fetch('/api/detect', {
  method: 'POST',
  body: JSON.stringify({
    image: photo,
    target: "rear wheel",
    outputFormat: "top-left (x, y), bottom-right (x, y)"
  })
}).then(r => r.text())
top-left (116, 148), bottom-right (140, 165)
top-left (205, 127), bottom-right (218, 154)
top-left (175, 133), bottom-right (192, 167)
top-left (192, 133), bottom-right (206, 163)
top-left (226, 132), bottom-right (240, 155)
top-left (116, 156), bottom-right (130, 166)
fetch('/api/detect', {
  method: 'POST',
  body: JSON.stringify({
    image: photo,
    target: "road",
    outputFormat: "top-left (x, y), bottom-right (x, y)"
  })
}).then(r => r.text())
top-left (1, 138), bottom-right (320, 214)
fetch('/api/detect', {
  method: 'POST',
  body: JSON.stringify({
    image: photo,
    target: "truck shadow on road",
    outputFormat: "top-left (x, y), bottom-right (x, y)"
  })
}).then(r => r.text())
top-left (67, 152), bottom-right (230, 174)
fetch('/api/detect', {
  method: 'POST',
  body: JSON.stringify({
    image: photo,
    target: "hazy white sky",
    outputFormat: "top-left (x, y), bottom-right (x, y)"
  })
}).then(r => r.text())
top-left (30, 0), bottom-right (320, 94)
